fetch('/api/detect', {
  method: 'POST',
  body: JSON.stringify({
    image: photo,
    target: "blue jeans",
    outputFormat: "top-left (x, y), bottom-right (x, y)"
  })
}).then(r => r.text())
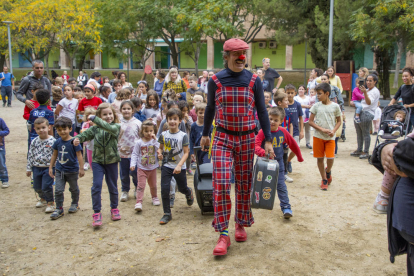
top-left (32, 166), bottom-right (54, 202)
top-left (1, 86), bottom-right (12, 105)
top-left (91, 162), bottom-right (118, 212)
top-left (354, 100), bottom-right (362, 115)
top-left (120, 158), bottom-right (137, 192)
top-left (0, 149), bottom-right (8, 182)
top-left (276, 158), bottom-right (291, 210)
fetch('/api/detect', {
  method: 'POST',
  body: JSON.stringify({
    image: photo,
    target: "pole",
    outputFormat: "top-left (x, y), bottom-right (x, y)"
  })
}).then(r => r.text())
top-left (304, 39), bottom-right (307, 85)
top-left (327, 0), bottom-right (334, 67)
top-left (127, 48), bottom-right (130, 81)
top-left (7, 24), bottom-right (12, 74)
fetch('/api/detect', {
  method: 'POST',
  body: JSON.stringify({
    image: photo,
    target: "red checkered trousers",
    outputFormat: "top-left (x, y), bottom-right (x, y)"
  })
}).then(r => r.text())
top-left (211, 74), bottom-right (257, 232)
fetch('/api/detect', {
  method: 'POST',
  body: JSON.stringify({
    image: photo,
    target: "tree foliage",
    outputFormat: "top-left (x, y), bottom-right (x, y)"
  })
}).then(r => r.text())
top-left (350, 0), bottom-right (414, 98)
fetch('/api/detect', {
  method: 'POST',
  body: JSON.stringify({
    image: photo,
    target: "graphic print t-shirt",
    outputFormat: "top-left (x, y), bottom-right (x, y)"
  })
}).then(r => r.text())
top-left (158, 130), bottom-right (189, 170)
top-left (52, 138), bottom-right (82, 173)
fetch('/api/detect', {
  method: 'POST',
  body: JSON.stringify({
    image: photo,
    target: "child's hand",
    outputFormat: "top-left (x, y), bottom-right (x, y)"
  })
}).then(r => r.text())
top-left (87, 115), bottom-right (94, 121)
top-left (79, 169), bottom-right (85, 178)
top-left (151, 134), bottom-right (157, 140)
top-left (49, 168), bottom-right (55, 179)
top-left (327, 130), bottom-right (335, 137)
top-left (323, 128), bottom-right (331, 135)
top-left (173, 165), bottom-right (181, 174)
top-left (130, 166), bottom-right (135, 171)
top-left (191, 154), bottom-right (196, 162)
top-left (157, 150), bottom-right (163, 160)
top-left (73, 138), bottom-right (80, 146)
top-left (26, 171), bottom-right (31, 177)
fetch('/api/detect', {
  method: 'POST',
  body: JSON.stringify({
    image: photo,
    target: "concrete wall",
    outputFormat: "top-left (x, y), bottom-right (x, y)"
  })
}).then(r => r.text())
top-left (292, 43), bottom-right (315, 69)
top-left (251, 42), bottom-right (285, 69)
top-left (179, 43), bottom-right (208, 69)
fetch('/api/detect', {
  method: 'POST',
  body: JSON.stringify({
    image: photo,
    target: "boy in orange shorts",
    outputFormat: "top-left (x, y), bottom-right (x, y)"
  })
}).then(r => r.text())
top-left (308, 83), bottom-right (341, 190)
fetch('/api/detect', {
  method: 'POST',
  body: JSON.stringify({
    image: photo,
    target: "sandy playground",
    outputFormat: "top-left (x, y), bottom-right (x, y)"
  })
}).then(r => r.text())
top-left (0, 100), bottom-right (408, 275)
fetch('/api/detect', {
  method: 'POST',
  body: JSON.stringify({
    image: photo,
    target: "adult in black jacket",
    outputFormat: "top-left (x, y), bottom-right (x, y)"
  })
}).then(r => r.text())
top-left (371, 132), bottom-right (414, 275)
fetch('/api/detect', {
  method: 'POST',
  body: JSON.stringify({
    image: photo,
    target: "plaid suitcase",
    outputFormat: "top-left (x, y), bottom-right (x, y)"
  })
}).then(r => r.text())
top-left (251, 155), bottom-right (279, 210)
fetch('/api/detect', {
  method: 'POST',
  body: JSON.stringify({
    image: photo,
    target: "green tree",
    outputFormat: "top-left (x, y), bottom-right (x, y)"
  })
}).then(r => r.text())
top-left (264, 0), bottom-right (359, 69)
top-left (350, 0), bottom-right (414, 98)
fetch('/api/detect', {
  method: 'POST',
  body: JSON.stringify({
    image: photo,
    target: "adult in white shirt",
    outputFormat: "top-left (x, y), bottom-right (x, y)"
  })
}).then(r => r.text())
top-left (350, 73), bottom-right (380, 159)
top-left (87, 71), bottom-right (101, 89)
top-left (77, 71), bottom-right (86, 88)
top-left (118, 72), bottom-right (133, 88)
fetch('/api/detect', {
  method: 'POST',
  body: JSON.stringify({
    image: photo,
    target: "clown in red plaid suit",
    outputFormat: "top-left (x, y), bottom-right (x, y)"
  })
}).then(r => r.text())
top-left (200, 38), bottom-right (274, 256)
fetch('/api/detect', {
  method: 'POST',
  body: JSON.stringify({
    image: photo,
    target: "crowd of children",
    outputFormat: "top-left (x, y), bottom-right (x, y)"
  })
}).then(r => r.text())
top-left (0, 65), bottom-right (411, 230)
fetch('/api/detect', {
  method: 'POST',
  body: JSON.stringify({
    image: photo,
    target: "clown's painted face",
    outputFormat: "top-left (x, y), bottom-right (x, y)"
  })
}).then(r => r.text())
top-left (225, 50), bottom-right (247, 72)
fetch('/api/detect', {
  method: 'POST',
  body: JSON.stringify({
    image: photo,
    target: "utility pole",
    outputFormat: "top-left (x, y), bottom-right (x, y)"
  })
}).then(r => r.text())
top-left (327, 0), bottom-right (334, 67)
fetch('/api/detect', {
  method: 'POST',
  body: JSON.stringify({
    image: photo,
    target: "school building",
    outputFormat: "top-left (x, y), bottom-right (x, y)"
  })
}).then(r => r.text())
top-left (8, 31), bottom-right (414, 71)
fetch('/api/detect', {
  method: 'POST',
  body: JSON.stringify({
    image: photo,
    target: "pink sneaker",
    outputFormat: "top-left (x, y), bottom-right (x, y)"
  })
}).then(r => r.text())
top-left (92, 213), bottom-right (102, 227)
top-left (152, 197), bottom-right (160, 206)
top-left (111, 208), bottom-right (121, 221)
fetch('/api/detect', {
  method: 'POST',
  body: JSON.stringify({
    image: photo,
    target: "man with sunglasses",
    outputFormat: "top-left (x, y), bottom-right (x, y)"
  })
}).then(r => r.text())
top-left (16, 60), bottom-right (52, 110)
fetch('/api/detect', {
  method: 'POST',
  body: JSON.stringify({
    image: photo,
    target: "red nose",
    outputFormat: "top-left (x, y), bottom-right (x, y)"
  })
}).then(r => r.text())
top-left (238, 55), bottom-right (246, 60)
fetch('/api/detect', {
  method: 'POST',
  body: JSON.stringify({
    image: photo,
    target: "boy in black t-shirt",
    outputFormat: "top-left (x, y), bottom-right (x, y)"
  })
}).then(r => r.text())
top-left (49, 117), bottom-right (85, 220)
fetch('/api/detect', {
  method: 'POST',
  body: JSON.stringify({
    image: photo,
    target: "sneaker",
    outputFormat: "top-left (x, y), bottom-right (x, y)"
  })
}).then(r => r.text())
top-left (1, 182), bottom-right (9, 188)
top-left (2, 103), bottom-right (5, 107)
top-left (36, 199), bottom-right (47, 208)
top-left (325, 168), bottom-right (332, 185)
top-left (111, 208), bottom-right (121, 221)
top-left (152, 197), bottom-right (160, 206)
top-left (283, 208), bottom-right (293, 219)
top-left (187, 169), bottom-right (194, 175)
top-left (372, 132), bottom-right (378, 136)
top-left (170, 194), bottom-right (175, 208)
top-left (120, 191), bottom-right (128, 202)
top-left (350, 150), bottom-right (363, 157)
top-left (287, 162), bottom-right (292, 173)
top-left (186, 187), bottom-right (194, 206)
top-left (359, 153), bottom-right (369, 159)
top-left (354, 117), bottom-right (361, 123)
top-left (373, 199), bottom-right (388, 214)
top-left (310, 151), bottom-right (313, 155)
top-left (191, 163), bottom-right (196, 169)
top-left (306, 143), bottom-right (312, 149)
top-left (83, 163), bottom-right (90, 171)
top-left (391, 130), bottom-right (400, 136)
top-left (284, 175), bottom-right (293, 183)
top-left (320, 180), bottom-right (328, 191)
top-left (50, 208), bottom-right (64, 220)
top-left (68, 204), bottom-right (80, 213)
top-left (159, 214), bottom-right (172, 225)
top-left (134, 203), bottom-right (142, 212)
top-left (213, 235), bottom-right (231, 256)
top-left (45, 203), bottom-right (55, 213)
top-left (378, 130), bottom-right (384, 136)
top-left (92, 213), bottom-right (102, 227)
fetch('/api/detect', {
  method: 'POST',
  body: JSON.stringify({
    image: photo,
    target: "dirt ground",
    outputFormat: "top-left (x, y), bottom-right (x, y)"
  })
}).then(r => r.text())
top-left (0, 100), bottom-right (407, 276)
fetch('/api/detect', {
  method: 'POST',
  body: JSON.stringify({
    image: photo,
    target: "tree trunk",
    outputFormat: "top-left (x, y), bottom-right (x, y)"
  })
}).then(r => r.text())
top-left (374, 47), bottom-right (394, 100)
top-left (393, 41), bottom-right (403, 88)
top-left (194, 42), bottom-right (201, 76)
top-left (0, 55), bottom-right (5, 69)
top-left (68, 55), bottom-right (74, 78)
top-left (44, 52), bottom-right (50, 78)
top-left (169, 42), bottom-right (179, 67)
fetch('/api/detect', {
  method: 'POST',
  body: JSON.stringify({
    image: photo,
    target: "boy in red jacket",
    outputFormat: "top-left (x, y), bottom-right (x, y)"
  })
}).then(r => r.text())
top-left (255, 106), bottom-right (304, 218)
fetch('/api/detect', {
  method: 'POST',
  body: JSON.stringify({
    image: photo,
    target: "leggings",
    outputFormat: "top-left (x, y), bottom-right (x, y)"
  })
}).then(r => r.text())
top-left (304, 122), bottom-right (311, 145)
top-left (354, 111), bottom-right (374, 153)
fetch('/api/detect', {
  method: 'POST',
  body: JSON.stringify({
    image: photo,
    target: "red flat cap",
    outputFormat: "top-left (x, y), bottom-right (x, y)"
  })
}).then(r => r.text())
top-left (223, 38), bottom-right (249, 52)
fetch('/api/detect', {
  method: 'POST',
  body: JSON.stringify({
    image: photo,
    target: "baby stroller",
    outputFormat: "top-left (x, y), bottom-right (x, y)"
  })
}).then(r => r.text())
top-left (193, 146), bottom-right (214, 215)
top-left (373, 105), bottom-right (411, 149)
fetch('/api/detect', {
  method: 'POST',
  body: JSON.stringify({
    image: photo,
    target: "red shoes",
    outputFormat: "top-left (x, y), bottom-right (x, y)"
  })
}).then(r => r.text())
top-left (213, 235), bottom-right (231, 256)
top-left (235, 223), bottom-right (247, 242)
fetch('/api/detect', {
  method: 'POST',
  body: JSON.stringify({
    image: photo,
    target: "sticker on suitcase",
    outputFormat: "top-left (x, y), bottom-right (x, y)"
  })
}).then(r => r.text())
top-left (257, 171), bottom-right (263, 181)
top-left (267, 163), bottom-right (277, 171)
top-left (262, 187), bottom-right (272, 200)
top-left (265, 175), bottom-right (272, 183)
top-left (255, 191), bottom-right (260, 203)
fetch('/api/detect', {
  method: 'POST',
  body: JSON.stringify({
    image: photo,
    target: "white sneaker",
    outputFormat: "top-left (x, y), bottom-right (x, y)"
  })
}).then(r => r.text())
top-left (45, 204), bottom-right (55, 213)
top-left (378, 130), bottom-right (384, 136)
top-left (152, 197), bottom-right (161, 206)
top-left (83, 163), bottom-right (90, 171)
top-left (310, 151), bottom-right (313, 155)
top-left (36, 199), bottom-right (47, 208)
top-left (120, 191), bottom-right (128, 202)
top-left (285, 175), bottom-right (293, 183)
top-left (134, 203), bottom-right (142, 212)
top-left (1, 182), bottom-right (9, 188)
top-left (391, 130), bottom-right (400, 136)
